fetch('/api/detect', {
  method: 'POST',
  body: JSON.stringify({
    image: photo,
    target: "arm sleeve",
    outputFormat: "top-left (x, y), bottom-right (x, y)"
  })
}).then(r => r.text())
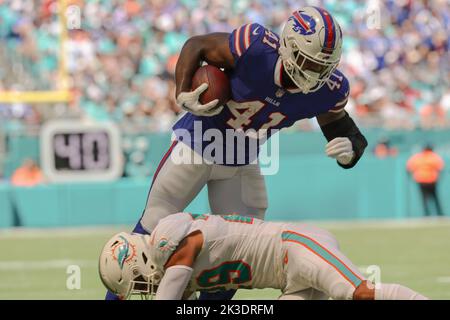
top-left (155, 265), bottom-right (194, 300)
top-left (321, 111), bottom-right (368, 169)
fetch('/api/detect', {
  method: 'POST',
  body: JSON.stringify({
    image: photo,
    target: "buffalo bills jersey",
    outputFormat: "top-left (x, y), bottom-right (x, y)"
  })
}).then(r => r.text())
top-left (173, 23), bottom-right (349, 166)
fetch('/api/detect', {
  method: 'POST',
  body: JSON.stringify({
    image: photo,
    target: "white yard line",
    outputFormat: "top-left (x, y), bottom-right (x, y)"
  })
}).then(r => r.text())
top-left (436, 277), bottom-right (450, 284)
top-left (313, 217), bottom-right (450, 230)
top-left (0, 225), bottom-right (130, 239)
top-left (0, 289), bottom-right (102, 298)
top-left (0, 259), bottom-right (96, 270)
top-left (0, 217), bottom-right (449, 239)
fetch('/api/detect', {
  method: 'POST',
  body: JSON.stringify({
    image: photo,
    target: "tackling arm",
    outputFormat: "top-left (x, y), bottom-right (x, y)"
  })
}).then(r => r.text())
top-left (175, 33), bottom-right (235, 97)
top-left (154, 231), bottom-right (203, 300)
top-left (317, 109), bottom-right (368, 169)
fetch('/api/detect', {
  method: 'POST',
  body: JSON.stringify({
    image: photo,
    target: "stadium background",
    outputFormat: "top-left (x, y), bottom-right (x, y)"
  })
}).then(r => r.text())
top-left (0, 0), bottom-right (449, 299)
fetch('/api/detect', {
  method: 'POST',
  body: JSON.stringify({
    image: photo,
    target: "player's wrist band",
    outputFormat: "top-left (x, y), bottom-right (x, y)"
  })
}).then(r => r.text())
top-left (321, 111), bottom-right (368, 169)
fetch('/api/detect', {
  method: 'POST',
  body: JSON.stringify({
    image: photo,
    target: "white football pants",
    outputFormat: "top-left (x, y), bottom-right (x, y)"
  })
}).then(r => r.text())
top-left (139, 140), bottom-right (268, 233)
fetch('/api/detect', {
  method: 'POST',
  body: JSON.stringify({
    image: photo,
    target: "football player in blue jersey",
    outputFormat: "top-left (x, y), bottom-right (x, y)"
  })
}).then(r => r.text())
top-left (106, 6), bottom-right (368, 300)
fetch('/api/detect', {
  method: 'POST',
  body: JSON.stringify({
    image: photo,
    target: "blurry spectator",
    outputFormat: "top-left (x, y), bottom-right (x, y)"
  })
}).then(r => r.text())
top-left (406, 144), bottom-right (445, 217)
top-left (373, 138), bottom-right (398, 159)
top-left (419, 96), bottom-right (447, 129)
top-left (0, 0), bottom-right (448, 131)
top-left (356, 87), bottom-right (415, 129)
top-left (11, 158), bottom-right (45, 187)
top-left (442, 89), bottom-right (450, 117)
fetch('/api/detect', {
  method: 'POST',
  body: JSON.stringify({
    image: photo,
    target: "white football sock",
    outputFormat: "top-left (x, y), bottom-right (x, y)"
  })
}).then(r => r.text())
top-left (375, 283), bottom-right (428, 300)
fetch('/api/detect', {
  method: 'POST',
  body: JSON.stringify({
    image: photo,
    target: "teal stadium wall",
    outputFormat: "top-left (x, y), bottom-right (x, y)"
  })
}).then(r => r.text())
top-left (1, 129), bottom-right (449, 228)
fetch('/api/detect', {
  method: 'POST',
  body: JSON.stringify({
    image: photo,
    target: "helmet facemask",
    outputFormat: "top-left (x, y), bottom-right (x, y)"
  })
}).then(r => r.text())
top-left (281, 36), bottom-right (339, 94)
top-left (125, 267), bottom-right (163, 300)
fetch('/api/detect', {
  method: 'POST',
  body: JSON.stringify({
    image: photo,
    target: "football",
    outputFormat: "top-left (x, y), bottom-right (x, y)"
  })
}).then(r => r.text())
top-left (191, 65), bottom-right (231, 106)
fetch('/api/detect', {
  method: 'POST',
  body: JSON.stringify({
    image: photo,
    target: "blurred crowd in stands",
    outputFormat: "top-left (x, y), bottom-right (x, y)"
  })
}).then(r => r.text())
top-left (0, 0), bottom-right (449, 133)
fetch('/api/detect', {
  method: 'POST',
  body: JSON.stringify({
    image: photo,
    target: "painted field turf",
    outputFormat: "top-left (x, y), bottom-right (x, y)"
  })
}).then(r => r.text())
top-left (1, 219), bottom-right (449, 300)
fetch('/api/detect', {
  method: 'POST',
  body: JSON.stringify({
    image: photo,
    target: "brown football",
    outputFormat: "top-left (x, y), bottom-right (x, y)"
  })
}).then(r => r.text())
top-left (191, 65), bottom-right (231, 107)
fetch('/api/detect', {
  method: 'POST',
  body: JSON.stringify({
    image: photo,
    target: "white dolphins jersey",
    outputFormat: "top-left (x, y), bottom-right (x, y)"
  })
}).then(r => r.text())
top-left (148, 212), bottom-right (288, 292)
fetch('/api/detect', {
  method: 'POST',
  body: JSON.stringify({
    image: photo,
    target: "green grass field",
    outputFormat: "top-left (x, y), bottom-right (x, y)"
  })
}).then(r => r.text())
top-left (1, 218), bottom-right (450, 300)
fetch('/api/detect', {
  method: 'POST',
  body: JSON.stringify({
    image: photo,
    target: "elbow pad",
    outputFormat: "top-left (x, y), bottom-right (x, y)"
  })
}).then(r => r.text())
top-left (321, 112), bottom-right (368, 169)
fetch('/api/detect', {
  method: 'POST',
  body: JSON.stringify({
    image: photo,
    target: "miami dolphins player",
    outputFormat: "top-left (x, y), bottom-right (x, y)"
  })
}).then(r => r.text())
top-left (106, 6), bottom-right (368, 300)
top-left (99, 213), bottom-right (427, 300)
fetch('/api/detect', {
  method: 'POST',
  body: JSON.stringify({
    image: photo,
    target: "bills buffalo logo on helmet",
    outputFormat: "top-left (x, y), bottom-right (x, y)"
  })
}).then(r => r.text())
top-left (289, 11), bottom-right (316, 36)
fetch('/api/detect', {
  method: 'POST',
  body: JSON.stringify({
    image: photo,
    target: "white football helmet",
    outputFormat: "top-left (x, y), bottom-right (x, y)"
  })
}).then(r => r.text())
top-left (279, 6), bottom-right (343, 94)
top-left (98, 232), bottom-right (163, 300)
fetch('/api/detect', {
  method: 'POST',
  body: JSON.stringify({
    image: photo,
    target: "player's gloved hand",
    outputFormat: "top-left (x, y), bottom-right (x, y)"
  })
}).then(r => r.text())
top-left (177, 83), bottom-right (223, 117)
top-left (326, 137), bottom-right (355, 165)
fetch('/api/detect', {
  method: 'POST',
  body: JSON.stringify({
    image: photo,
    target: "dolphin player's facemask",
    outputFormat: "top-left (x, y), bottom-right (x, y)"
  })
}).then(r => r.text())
top-left (279, 6), bottom-right (343, 94)
top-left (123, 272), bottom-right (162, 300)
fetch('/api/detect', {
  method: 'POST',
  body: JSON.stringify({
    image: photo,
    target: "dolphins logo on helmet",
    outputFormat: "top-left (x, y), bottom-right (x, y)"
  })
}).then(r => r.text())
top-left (111, 235), bottom-right (137, 269)
top-left (288, 11), bottom-right (316, 36)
